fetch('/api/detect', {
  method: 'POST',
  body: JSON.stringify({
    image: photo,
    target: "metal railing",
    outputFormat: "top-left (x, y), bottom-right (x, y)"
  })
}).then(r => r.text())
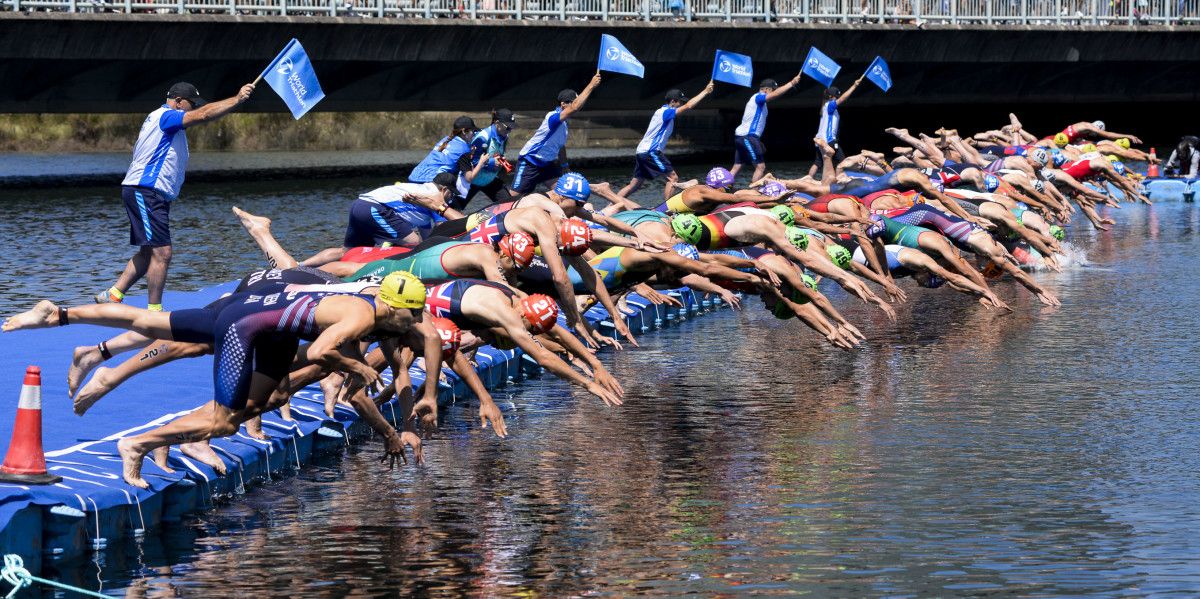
top-left (5, 0), bottom-right (1198, 24)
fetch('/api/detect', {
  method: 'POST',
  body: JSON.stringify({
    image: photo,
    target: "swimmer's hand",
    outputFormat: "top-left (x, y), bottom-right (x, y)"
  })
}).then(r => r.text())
top-left (479, 400), bottom-right (508, 438)
top-left (884, 281), bottom-right (908, 303)
top-left (594, 365), bottom-right (624, 398)
top-left (411, 396), bottom-right (438, 435)
top-left (614, 317), bottom-right (639, 348)
top-left (754, 265), bottom-right (781, 288)
top-left (594, 333), bottom-right (622, 351)
top-left (719, 290), bottom-right (742, 310)
top-left (971, 216), bottom-right (997, 230)
top-left (587, 381), bottom-right (624, 407)
top-left (381, 430), bottom-right (423, 468)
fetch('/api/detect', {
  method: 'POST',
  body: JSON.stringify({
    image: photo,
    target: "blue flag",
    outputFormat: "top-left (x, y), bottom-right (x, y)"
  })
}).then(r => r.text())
top-left (712, 50), bottom-right (753, 87)
top-left (260, 39), bottom-right (325, 120)
top-left (865, 56), bottom-right (893, 92)
top-left (597, 34), bottom-right (644, 78)
top-left (801, 46), bottom-right (841, 88)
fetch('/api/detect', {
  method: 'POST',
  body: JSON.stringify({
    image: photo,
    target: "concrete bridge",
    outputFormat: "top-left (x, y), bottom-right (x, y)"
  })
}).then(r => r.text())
top-left (2, 13), bottom-right (1198, 147)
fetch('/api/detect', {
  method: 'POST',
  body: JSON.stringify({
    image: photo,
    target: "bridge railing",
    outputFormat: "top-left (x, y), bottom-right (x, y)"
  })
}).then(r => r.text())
top-left (6, 0), bottom-right (1199, 24)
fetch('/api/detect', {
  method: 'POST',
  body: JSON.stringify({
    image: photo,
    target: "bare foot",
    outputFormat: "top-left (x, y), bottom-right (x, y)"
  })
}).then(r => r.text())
top-left (232, 206), bottom-right (271, 235)
top-left (2, 300), bottom-right (60, 332)
top-left (245, 416), bottom-right (266, 440)
top-left (675, 179), bottom-right (700, 190)
top-left (73, 366), bottom-right (114, 416)
top-left (591, 181), bottom-right (612, 193)
top-left (321, 372), bottom-right (344, 417)
top-left (152, 446), bottom-right (176, 474)
top-left (68, 345), bottom-right (104, 397)
top-left (117, 438), bottom-right (150, 489)
top-left (279, 400), bottom-right (293, 422)
top-left (180, 441), bottom-right (226, 475)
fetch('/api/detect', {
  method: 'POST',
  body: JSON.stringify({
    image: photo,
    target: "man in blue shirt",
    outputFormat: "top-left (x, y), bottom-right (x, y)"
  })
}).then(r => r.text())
top-left (511, 72), bottom-right (603, 198)
top-left (618, 80), bottom-right (714, 201)
top-left (97, 81), bottom-right (255, 311)
top-left (808, 77), bottom-right (864, 178)
top-left (728, 74), bottom-right (802, 185)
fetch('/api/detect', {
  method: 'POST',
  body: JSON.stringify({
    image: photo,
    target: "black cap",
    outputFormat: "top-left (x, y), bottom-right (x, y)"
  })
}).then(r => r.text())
top-left (759, 78), bottom-right (779, 89)
top-left (493, 108), bottom-right (517, 127)
top-left (557, 89), bottom-right (579, 104)
top-left (166, 82), bottom-right (206, 107)
top-left (824, 86), bottom-right (841, 98)
top-left (432, 172), bottom-right (457, 189)
top-left (453, 115), bottom-right (478, 131)
top-left (665, 89), bottom-right (687, 102)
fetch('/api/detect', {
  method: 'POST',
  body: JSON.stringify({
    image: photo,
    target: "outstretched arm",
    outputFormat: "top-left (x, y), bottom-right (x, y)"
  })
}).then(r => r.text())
top-left (676, 80), bottom-right (715, 115)
top-left (560, 72), bottom-right (603, 120)
top-left (765, 73), bottom-right (803, 101)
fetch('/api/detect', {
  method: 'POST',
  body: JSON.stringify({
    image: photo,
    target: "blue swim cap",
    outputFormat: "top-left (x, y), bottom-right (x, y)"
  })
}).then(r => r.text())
top-left (983, 174), bottom-right (1000, 192)
top-left (866, 214), bottom-right (886, 239)
top-left (671, 242), bottom-right (700, 261)
top-left (1112, 161), bottom-right (1127, 176)
top-left (1051, 152), bottom-right (1068, 168)
top-left (760, 181), bottom-right (788, 197)
top-left (554, 172), bottom-right (591, 202)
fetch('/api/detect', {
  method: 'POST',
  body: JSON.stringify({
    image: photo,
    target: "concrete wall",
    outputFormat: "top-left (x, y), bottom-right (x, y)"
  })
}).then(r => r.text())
top-left (2, 13), bottom-right (1200, 115)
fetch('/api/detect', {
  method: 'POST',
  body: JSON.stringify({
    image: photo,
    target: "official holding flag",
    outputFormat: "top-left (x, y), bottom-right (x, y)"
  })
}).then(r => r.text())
top-left (95, 81), bottom-right (256, 310)
top-left (808, 77), bottom-right (864, 178)
top-left (729, 73), bottom-right (802, 185)
top-left (618, 81), bottom-right (715, 201)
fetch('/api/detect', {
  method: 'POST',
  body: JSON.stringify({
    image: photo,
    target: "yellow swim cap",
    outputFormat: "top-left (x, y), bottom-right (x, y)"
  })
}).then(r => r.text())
top-left (378, 271), bottom-right (426, 309)
top-left (1054, 133), bottom-right (1069, 147)
top-left (465, 211), bottom-right (488, 231)
top-left (1106, 154), bottom-right (1120, 163)
top-left (1116, 137), bottom-right (1131, 149)
top-left (1080, 143), bottom-right (1097, 153)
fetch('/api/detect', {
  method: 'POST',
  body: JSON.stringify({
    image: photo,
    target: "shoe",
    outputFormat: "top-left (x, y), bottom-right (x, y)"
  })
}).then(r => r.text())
top-left (94, 289), bottom-right (121, 304)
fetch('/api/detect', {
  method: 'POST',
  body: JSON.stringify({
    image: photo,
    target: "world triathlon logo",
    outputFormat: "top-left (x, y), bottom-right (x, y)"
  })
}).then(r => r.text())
top-left (719, 59), bottom-right (732, 73)
top-left (808, 58), bottom-right (820, 69)
top-left (276, 57), bottom-right (294, 76)
top-left (605, 46), bottom-right (621, 61)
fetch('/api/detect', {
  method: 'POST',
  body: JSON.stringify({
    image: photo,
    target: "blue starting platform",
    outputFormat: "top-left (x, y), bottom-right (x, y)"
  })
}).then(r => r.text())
top-left (0, 280), bottom-right (731, 573)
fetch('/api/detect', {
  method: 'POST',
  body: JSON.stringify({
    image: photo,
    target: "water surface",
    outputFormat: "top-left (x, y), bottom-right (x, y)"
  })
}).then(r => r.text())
top-left (1, 166), bottom-right (1198, 596)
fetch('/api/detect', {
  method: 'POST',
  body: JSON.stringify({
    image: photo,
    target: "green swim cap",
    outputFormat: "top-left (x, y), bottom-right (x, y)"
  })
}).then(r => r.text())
top-left (1049, 224), bottom-right (1065, 241)
top-left (770, 204), bottom-right (795, 226)
top-left (801, 273), bottom-right (817, 290)
top-left (784, 225), bottom-right (809, 251)
top-left (671, 213), bottom-right (704, 245)
top-left (826, 245), bottom-right (852, 270)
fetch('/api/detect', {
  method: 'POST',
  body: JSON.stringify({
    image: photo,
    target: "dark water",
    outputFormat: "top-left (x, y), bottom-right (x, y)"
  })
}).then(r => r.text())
top-left (3, 165), bottom-right (1200, 596)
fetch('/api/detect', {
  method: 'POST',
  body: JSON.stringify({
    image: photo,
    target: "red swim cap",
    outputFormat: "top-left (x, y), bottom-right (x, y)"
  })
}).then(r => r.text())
top-left (498, 232), bottom-right (535, 267)
top-left (558, 218), bottom-right (593, 256)
top-left (429, 315), bottom-right (461, 361)
top-left (518, 294), bottom-right (559, 334)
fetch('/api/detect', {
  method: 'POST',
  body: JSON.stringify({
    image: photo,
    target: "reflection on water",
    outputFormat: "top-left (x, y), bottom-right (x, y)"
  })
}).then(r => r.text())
top-left (3, 167), bottom-right (1200, 595)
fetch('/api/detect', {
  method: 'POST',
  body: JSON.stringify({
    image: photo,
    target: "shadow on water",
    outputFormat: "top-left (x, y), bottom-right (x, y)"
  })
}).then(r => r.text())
top-left (3, 164), bottom-right (1200, 595)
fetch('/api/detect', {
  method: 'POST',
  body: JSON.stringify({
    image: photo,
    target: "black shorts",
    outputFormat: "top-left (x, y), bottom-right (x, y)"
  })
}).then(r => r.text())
top-left (465, 178), bottom-right (514, 204)
top-left (733, 136), bottom-right (766, 166)
top-left (510, 158), bottom-right (562, 194)
top-left (121, 186), bottom-right (171, 247)
top-left (633, 152), bottom-right (674, 180)
top-left (343, 199), bottom-right (421, 248)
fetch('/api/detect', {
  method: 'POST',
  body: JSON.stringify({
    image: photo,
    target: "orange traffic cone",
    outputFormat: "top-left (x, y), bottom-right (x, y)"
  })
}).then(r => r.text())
top-left (0, 366), bottom-right (61, 485)
top-left (1147, 148), bottom-right (1160, 178)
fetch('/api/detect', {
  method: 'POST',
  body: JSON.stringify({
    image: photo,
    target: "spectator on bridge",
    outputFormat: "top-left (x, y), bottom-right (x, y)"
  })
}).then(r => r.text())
top-left (511, 72), bottom-right (603, 198)
top-left (618, 80), bottom-right (715, 201)
top-left (457, 108), bottom-right (519, 205)
top-left (729, 74), bottom-right (803, 185)
top-left (807, 78), bottom-right (865, 178)
top-left (409, 115), bottom-right (478, 207)
top-left (96, 81), bottom-right (255, 310)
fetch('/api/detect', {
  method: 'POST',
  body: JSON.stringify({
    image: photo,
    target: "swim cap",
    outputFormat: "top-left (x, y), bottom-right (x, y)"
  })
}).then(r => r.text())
top-left (671, 242), bottom-right (700, 261)
top-left (1112, 161), bottom-right (1127, 176)
top-left (1105, 154), bottom-right (1120, 163)
top-left (1051, 152), bottom-right (1068, 168)
top-left (1049, 224), bottom-right (1065, 241)
top-left (379, 271), bottom-right (426, 309)
top-left (760, 181), bottom-right (788, 197)
top-left (1053, 133), bottom-right (1069, 147)
top-left (1080, 143), bottom-right (1097, 154)
top-left (826, 244), bottom-right (852, 269)
top-left (769, 204), bottom-right (795, 226)
top-left (1029, 148), bottom-right (1049, 166)
top-left (558, 218), bottom-right (593, 256)
top-left (465, 211), bottom-right (489, 231)
top-left (705, 167), bottom-right (735, 189)
top-left (769, 277), bottom-right (817, 319)
top-left (1092, 120), bottom-right (1106, 131)
top-left (802, 273), bottom-right (817, 289)
top-left (498, 232), bottom-right (535, 267)
top-left (983, 174), bottom-right (1000, 192)
top-left (784, 225), bottom-right (809, 251)
top-left (518, 294), bottom-right (559, 334)
top-left (1116, 137), bottom-right (1131, 149)
top-left (671, 213), bottom-right (704, 245)
top-left (866, 213), bottom-right (886, 238)
top-left (1033, 180), bottom-right (1046, 193)
top-left (553, 172), bottom-right (591, 202)
top-left (429, 315), bottom-right (461, 361)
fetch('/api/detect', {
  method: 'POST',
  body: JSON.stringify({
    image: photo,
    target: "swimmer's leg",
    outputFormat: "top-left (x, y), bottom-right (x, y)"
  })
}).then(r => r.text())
top-left (3, 302), bottom-right (173, 334)
top-left (233, 206), bottom-right (298, 269)
top-left (74, 341), bottom-right (212, 416)
top-left (70, 331), bottom-right (155, 397)
top-left (300, 247), bottom-right (348, 267)
top-left (118, 398), bottom-right (245, 489)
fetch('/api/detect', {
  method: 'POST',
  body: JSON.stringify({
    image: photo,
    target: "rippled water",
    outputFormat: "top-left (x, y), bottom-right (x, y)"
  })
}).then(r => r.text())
top-left (3, 165), bottom-right (1200, 596)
